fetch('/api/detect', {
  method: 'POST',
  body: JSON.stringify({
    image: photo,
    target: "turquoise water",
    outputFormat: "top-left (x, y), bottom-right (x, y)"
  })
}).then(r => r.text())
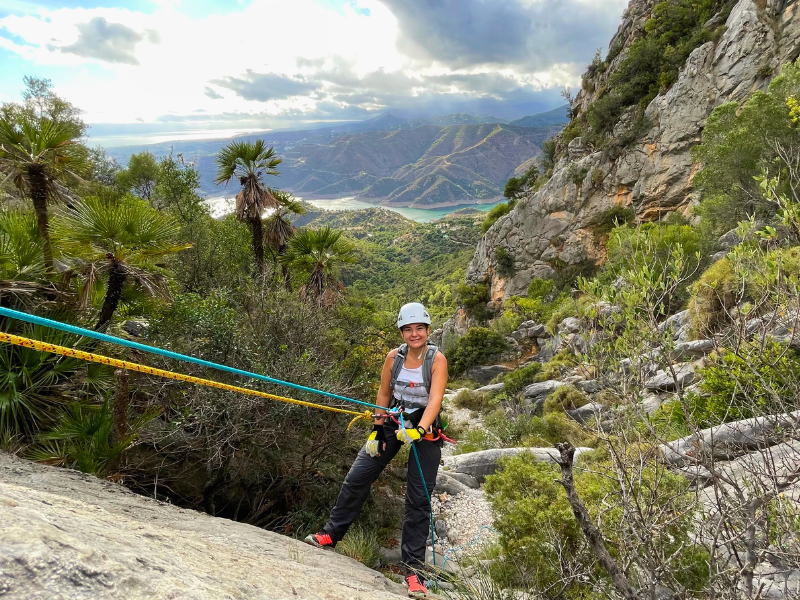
top-left (204, 194), bottom-right (505, 223)
top-left (302, 197), bottom-right (504, 223)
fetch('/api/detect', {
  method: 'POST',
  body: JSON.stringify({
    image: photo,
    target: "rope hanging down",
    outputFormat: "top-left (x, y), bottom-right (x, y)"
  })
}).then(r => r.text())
top-left (0, 306), bottom-right (382, 412)
top-left (0, 331), bottom-right (373, 430)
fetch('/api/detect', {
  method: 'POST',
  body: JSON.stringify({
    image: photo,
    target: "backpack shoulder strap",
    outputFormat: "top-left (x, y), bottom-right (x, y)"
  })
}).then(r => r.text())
top-left (422, 344), bottom-right (439, 393)
top-left (389, 344), bottom-right (407, 401)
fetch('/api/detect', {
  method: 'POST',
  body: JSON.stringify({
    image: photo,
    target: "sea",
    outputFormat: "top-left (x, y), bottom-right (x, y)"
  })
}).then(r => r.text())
top-left (204, 195), bottom-right (505, 223)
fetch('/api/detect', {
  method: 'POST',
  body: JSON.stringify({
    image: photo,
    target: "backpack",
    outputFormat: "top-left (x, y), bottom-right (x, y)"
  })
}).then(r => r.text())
top-left (389, 342), bottom-right (439, 400)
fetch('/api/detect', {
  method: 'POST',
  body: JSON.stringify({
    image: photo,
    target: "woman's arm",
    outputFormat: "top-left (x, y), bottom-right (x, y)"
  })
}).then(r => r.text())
top-left (417, 351), bottom-right (448, 432)
top-left (374, 350), bottom-right (397, 425)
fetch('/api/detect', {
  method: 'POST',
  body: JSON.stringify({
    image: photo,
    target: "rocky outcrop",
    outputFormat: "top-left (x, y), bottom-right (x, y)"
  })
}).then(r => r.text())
top-left (0, 452), bottom-right (406, 600)
top-left (442, 446), bottom-right (592, 482)
top-left (465, 0), bottom-right (800, 302)
top-left (660, 410), bottom-right (800, 466)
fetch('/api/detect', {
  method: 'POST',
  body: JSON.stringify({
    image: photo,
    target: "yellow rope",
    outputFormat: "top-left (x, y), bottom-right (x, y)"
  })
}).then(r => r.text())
top-left (0, 332), bottom-right (373, 429)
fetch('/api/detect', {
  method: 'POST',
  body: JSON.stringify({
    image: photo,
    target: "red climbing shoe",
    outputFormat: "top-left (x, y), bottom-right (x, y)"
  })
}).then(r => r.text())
top-left (405, 574), bottom-right (426, 598)
top-left (304, 531), bottom-right (335, 550)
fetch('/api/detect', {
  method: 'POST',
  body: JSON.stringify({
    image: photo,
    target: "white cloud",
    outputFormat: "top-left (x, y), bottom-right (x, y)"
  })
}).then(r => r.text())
top-left (0, 0), bottom-right (625, 130)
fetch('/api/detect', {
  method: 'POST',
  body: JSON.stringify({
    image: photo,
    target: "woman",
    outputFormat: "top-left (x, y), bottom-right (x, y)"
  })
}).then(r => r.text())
top-left (305, 302), bottom-right (447, 598)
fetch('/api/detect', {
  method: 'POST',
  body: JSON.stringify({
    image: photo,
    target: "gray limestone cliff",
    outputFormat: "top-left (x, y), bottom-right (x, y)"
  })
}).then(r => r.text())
top-left (465, 0), bottom-right (800, 304)
top-left (0, 452), bottom-right (406, 600)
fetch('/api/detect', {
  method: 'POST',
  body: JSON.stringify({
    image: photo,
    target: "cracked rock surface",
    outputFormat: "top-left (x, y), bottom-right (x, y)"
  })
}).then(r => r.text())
top-left (0, 452), bottom-right (406, 600)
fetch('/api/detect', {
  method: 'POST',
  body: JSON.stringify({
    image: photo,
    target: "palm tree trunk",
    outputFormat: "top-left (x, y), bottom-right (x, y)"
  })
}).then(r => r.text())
top-left (96, 260), bottom-right (126, 330)
top-left (278, 244), bottom-right (291, 290)
top-left (26, 164), bottom-right (53, 273)
top-left (250, 217), bottom-right (265, 275)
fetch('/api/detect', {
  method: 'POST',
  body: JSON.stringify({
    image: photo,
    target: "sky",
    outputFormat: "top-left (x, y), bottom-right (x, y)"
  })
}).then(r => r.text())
top-left (0, 0), bottom-right (629, 146)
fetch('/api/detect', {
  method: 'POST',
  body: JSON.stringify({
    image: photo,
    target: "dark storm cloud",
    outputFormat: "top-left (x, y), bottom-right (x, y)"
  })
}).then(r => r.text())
top-left (57, 17), bottom-right (150, 65)
top-left (377, 0), bottom-right (624, 70)
top-left (212, 71), bottom-right (321, 101)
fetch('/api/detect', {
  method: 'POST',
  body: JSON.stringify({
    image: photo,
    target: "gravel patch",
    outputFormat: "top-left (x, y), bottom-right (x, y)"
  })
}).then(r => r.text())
top-left (430, 490), bottom-right (497, 559)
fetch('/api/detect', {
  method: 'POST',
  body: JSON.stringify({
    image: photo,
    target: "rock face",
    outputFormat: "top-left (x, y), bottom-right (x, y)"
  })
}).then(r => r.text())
top-left (464, 0), bottom-right (800, 302)
top-left (0, 452), bottom-right (406, 600)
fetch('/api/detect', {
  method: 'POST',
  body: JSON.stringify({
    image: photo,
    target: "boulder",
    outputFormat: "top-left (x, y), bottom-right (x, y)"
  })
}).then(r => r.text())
top-left (660, 410), bottom-right (800, 465)
top-left (434, 471), bottom-right (473, 496)
top-left (446, 471), bottom-right (480, 490)
top-left (566, 402), bottom-right (607, 424)
top-left (121, 320), bottom-right (148, 337)
top-left (0, 452), bottom-right (407, 600)
top-left (465, 365), bottom-right (511, 385)
top-left (669, 339), bottom-right (714, 362)
top-left (644, 363), bottom-right (696, 391)
top-left (559, 317), bottom-right (582, 334)
top-left (523, 380), bottom-right (564, 400)
top-left (442, 446), bottom-right (592, 482)
top-left (658, 310), bottom-right (690, 339)
top-left (575, 379), bottom-right (599, 394)
top-left (473, 382), bottom-right (505, 395)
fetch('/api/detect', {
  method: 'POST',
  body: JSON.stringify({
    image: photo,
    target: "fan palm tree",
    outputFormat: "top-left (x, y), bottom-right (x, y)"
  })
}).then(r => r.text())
top-left (52, 196), bottom-right (190, 329)
top-left (280, 226), bottom-right (356, 306)
top-left (0, 116), bottom-right (86, 272)
top-left (264, 189), bottom-right (306, 289)
top-left (213, 140), bottom-right (282, 275)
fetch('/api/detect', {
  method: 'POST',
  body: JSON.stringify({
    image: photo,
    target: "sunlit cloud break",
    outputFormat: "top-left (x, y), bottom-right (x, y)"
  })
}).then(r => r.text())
top-left (0, 0), bottom-right (628, 144)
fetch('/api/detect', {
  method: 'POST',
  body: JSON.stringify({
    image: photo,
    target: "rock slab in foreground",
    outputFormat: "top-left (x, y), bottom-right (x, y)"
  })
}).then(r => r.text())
top-left (0, 452), bottom-right (406, 600)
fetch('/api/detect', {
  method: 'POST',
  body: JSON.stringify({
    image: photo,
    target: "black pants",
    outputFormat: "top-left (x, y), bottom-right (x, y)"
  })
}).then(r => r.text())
top-left (323, 423), bottom-right (441, 573)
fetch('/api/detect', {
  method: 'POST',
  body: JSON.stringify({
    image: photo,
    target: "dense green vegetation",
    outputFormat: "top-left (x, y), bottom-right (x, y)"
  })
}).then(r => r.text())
top-left (0, 77), bottom-right (476, 543)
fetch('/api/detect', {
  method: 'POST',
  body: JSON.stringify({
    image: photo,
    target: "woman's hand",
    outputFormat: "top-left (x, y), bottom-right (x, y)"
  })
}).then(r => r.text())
top-left (365, 424), bottom-right (386, 457)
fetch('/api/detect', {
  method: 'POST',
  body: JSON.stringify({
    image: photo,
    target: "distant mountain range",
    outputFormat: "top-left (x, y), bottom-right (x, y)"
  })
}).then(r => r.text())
top-left (108, 106), bottom-right (569, 205)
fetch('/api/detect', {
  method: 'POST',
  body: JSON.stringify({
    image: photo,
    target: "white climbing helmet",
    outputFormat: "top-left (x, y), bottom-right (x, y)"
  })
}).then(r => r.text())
top-left (396, 302), bottom-right (431, 329)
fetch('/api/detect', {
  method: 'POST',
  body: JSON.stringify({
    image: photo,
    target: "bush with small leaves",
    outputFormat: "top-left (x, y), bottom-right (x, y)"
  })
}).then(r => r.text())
top-left (453, 389), bottom-right (492, 412)
top-left (448, 327), bottom-right (510, 375)
top-left (503, 363), bottom-right (543, 396)
top-left (542, 385), bottom-right (589, 415)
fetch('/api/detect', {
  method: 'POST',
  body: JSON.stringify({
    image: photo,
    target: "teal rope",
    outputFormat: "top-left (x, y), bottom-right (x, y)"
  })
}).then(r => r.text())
top-left (0, 306), bottom-right (383, 412)
top-left (399, 412), bottom-right (437, 586)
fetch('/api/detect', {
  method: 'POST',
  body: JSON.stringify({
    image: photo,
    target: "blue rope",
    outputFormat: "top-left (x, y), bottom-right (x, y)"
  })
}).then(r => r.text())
top-left (438, 525), bottom-right (497, 574)
top-left (399, 412), bottom-right (438, 588)
top-left (0, 306), bottom-right (383, 412)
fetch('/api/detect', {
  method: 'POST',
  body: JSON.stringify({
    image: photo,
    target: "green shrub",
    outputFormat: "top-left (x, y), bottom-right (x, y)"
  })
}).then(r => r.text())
top-left (542, 385), bottom-right (589, 414)
top-left (503, 164), bottom-right (539, 201)
top-left (503, 363), bottom-right (543, 396)
top-left (537, 350), bottom-right (577, 382)
top-left (484, 454), bottom-right (603, 592)
top-left (687, 257), bottom-right (739, 335)
top-left (660, 342), bottom-right (800, 428)
top-left (453, 389), bottom-right (492, 412)
top-left (456, 282), bottom-right (491, 322)
top-left (541, 139), bottom-right (557, 175)
top-left (490, 309), bottom-right (520, 336)
top-left (693, 59), bottom-right (800, 237)
top-left (592, 206), bottom-right (635, 236)
top-left (520, 412), bottom-right (595, 448)
top-left (602, 221), bottom-right (703, 314)
top-left (485, 451), bottom-right (707, 594)
top-left (494, 246), bottom-right (515, 276)
top-left (481, 200), bottom-right (516, 233)
top-left (335, 525), bottom-right (380, 568)
top-left (449, 327), bottom-right (510, 375)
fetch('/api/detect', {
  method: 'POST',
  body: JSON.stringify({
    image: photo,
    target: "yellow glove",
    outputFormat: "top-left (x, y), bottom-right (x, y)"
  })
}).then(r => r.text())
top-left (396, 425), bottom-right (427, 444)
top-left (365, 425), bottom-right (386, 457)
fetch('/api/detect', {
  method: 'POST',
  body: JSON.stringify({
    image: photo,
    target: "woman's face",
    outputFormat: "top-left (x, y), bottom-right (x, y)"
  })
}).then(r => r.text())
top-left (400, 323), bottom-right (429, 350)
